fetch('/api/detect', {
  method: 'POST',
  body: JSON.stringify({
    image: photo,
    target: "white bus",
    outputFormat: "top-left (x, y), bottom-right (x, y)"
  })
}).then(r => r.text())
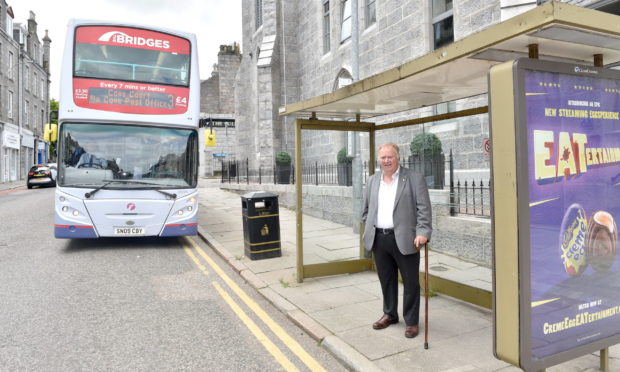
top-left (55, 19), bottom-right (200, 238)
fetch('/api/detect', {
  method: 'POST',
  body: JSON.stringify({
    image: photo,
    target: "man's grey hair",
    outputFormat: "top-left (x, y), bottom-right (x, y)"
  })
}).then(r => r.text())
top-left (379, 142), bottom-right (400, 156)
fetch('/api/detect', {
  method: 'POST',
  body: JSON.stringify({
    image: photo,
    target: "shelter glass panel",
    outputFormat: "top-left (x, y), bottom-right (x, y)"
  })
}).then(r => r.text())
top-left (299, 127), bottom-right (371, 273)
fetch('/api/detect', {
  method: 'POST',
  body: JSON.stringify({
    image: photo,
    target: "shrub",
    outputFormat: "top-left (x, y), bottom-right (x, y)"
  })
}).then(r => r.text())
top-left (337, 147), bottom-right (353, 164)
top-left (410, 133), bottom-right (442, 156)
top-left (275, 151), bottom-right (291, 165)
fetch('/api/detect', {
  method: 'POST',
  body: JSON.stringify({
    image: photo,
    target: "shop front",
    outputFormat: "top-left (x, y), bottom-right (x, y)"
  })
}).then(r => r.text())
top-left (1, 125), bottom-right (20, 183)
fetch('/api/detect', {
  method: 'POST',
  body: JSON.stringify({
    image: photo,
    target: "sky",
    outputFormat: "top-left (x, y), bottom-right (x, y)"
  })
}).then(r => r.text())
top-left (14, 0), bottom-right (242, 100)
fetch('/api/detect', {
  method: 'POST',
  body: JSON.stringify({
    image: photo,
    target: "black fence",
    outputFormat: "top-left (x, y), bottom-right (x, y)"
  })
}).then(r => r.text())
top-left (450, 179), bottom-right (491, 218)
top-left (221, 151), bottom-right (491, 217)
top-left (220, 161), bottom-right (361, 186)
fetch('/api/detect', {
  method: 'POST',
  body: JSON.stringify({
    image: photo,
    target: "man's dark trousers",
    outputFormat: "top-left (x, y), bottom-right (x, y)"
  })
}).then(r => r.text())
top-left (374, 231), bottom-right (420, 326)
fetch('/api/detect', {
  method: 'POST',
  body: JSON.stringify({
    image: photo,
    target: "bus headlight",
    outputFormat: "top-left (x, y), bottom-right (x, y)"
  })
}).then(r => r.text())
top-left (62, 206), bottom-right (69, 212)
top-left (177, 210), bottom-right (184, 215)
top-left (73, 210), bottom-right (79, 216)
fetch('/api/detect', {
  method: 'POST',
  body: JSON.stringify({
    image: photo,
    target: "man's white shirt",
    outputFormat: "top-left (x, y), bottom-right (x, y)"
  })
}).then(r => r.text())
top-left (376, 167), bottom-right (399, 229)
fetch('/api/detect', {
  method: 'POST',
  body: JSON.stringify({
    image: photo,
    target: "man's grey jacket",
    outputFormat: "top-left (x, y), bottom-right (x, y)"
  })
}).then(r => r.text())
top-left (362, 167), bottom-right (433, 255)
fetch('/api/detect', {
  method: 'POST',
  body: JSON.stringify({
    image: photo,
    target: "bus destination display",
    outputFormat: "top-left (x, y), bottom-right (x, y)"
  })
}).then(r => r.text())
top-left (88, 87), bottom-right (174, 110)
top-left (73, 78), bottom-right (189, 115)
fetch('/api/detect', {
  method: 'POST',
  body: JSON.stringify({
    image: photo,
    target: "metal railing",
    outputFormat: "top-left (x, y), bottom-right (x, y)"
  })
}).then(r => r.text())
top-left (450, 179), bottom-right (491, 218)
top-left (220, 151), bottom-right (491, 217)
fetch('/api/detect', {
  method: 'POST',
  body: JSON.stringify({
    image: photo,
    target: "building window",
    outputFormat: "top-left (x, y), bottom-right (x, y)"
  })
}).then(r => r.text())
top-left (41, 109), bottom-right (45, 128)
top-left (333, 68), bottom-right (354, 91)
top-left (33, 72), bottom-right (38, 96)
top-left (340, 0), bottom-right (352, 43)
top-left (434, 101), bottom-right (456, 116)
top-left (8, 91), bottom-right (13, 119)
top-left (25, 100), bottom-right (29, 126)
top-left (25, 66), bottom-right (30, 91)
top-left (255, 0), bottom-right (263, 29)
top-left (8, 51), bottom-right (14, 79)
top-left (432, 0), bottom-right (453, 49)
top-left (588, 0), bottom-right (620, 15)
top-left (366, 0), bottom-right (376, 28)
top-left (6, 9), bottom-right (13, 34)
top-left (323, 0), bottom-right (331, 54)
top-left (41, 78), bottom-right (45, 98)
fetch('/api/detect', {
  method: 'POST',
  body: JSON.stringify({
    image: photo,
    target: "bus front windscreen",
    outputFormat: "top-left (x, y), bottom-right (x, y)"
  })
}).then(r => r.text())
top-left (74, 26), bottom-right (190, 86)
top-left (59, 123), bottom-right (198, 189)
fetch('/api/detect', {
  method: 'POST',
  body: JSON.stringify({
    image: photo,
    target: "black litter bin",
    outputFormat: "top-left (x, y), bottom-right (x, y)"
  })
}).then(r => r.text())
top-left (241, 191), bottom-right (282, 260)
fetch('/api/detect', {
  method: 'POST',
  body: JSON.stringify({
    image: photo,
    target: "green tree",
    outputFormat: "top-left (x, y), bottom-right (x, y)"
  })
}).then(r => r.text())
top-left (410, 133), bottom-right (442, 156)
top-left (275, 151), bottom-right (291, 165)
top-left (337, 147), bottom-right (353, 164)
top-left (49, 98), bottom-right (59, 124)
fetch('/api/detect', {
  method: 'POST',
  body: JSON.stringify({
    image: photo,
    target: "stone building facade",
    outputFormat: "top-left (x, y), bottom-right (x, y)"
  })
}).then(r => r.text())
top-left (236, 0), bottom-right (619, 177)
top-left (199, 43), bottom-right (241, 177)
top-left (233, 0), bottom-right (619, 264)
top-left (0, 3), bottom-right (51, 183)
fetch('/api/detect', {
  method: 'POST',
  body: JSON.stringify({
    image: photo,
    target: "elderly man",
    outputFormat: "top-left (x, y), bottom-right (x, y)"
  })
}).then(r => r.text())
top-left (362, 142), bottom-right (433, 338)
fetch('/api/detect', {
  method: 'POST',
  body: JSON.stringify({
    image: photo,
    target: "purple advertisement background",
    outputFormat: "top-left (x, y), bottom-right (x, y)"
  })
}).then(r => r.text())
top-left (525, 69), bottom-right (620, 360)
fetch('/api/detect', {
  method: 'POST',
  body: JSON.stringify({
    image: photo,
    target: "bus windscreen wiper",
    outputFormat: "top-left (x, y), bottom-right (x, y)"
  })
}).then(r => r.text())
top-left (84, 180), bottom-right (177, 199)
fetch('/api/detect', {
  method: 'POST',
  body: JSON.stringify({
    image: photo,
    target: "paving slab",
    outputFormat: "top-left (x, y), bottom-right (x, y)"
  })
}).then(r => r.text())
top-left (311, 301), bottom-right (380, 333)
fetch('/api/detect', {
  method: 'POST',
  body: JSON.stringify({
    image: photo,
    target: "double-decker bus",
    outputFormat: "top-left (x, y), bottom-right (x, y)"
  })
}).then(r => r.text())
top-left (54, 20), bottom-right (200, 238)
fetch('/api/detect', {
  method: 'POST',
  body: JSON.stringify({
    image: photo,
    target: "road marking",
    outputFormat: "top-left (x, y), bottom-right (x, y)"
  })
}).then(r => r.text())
top-left (184, 237), bottom-right (326, 372)
top-left (212, 281), bottom-right (299, 372)
top-left (183, 246), bottom-right (209, 275)
top-left (0, 186), bottom-right (26, 195)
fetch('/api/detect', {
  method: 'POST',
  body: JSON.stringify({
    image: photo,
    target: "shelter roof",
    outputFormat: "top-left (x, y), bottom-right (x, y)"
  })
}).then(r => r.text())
top-left (281, 2), bottom-right (620, 120)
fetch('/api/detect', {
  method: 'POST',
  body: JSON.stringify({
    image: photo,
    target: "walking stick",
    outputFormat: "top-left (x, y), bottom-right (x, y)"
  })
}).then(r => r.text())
top-left (424, 242), bottom-right (429, 349)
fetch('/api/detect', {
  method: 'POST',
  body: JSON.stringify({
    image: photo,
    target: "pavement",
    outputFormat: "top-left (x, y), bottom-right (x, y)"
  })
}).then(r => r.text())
top-left (2, 177), bottom-right (618, 371)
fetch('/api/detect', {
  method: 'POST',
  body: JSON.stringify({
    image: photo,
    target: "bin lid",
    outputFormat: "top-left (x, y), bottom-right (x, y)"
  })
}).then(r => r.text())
top-left (242, 191), bottom-right (277, 200)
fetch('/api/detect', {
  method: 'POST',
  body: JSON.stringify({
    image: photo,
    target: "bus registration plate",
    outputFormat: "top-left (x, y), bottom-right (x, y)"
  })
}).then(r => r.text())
top-left (114, 227), bottom-right (145, 236)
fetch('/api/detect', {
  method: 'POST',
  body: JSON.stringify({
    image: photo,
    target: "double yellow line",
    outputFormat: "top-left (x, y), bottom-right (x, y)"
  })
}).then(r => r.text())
top-left (182, 236), bottom-right (326, 372)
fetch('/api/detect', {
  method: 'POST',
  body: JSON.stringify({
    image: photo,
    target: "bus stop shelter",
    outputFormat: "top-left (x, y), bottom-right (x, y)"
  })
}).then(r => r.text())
top-left (281, 0), bottom-right (620, 281)
top-left (281, 2), bottom-right (620, 370)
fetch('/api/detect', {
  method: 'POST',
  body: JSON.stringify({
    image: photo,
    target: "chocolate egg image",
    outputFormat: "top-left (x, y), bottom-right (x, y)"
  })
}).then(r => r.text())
top-left (559, 204), bottom-right (589, 277)
top-left (586, 211), bottom-right (618, 273)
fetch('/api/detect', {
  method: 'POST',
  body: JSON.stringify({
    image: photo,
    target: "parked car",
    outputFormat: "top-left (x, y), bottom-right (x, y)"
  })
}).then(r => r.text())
top-left (27, 164), bottom-right (57, 189)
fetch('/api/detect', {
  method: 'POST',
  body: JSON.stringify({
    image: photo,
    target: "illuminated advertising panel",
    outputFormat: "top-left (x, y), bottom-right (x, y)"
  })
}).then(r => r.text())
top-left (526, 63), bottom-right (620, 361)
top-left (492, 58), bottom-right (620, 371)
top-left (73, 26), bottom-right (190, 115)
